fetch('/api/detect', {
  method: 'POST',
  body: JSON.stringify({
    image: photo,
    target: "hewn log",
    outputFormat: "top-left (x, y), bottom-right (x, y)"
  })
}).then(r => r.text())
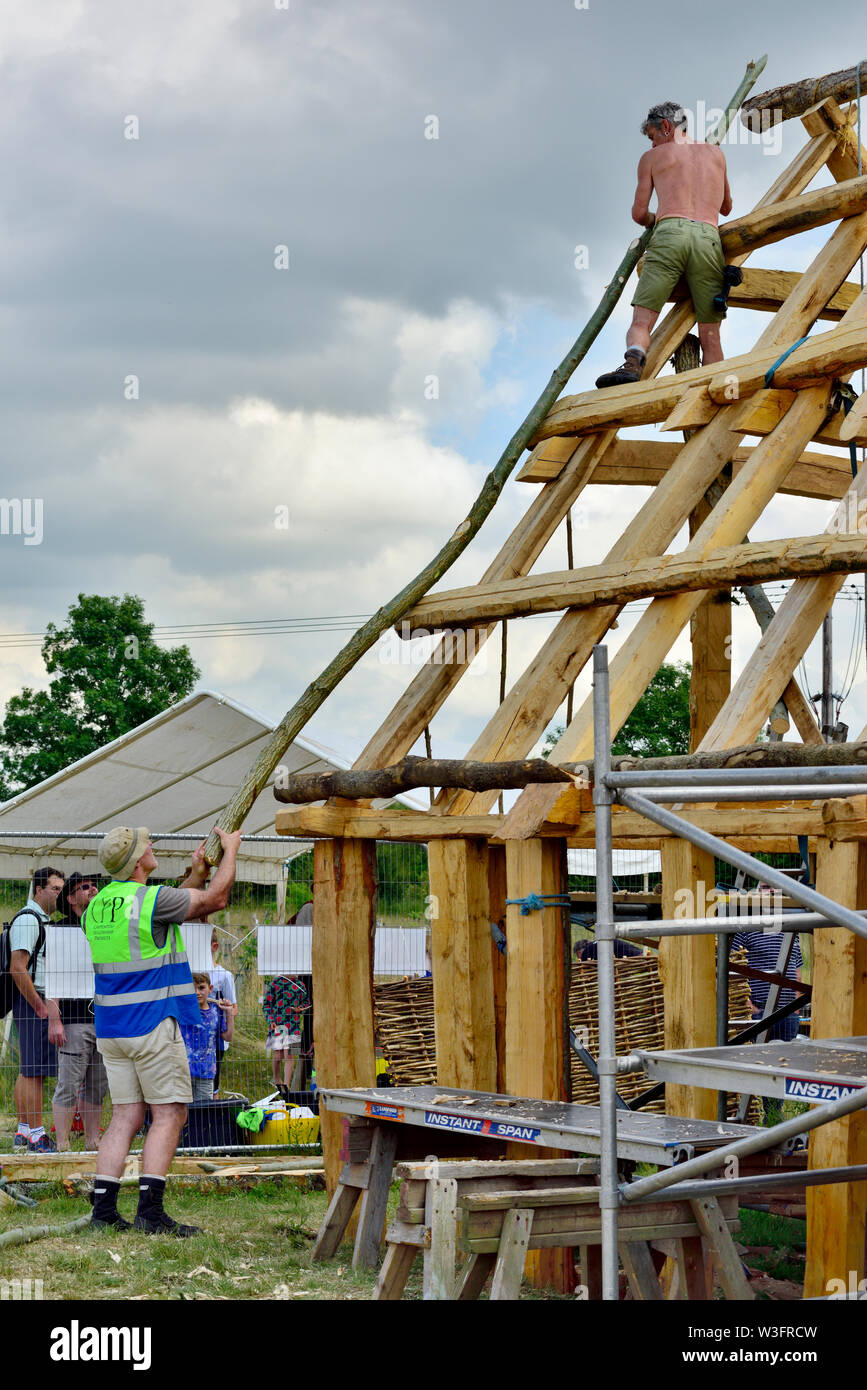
top-left (400, 534), bottom-right (867, 633)
top-left (701, 456), bottom-right (867, 751)
top-left (276, 741), bottom-right (867, 806)
top-left (518, 436), bottom-right (858, 494)
top-left (275, 756), bottom-right (571, 804)
top-left (533, 314), bottom-right (867, 443)
top-left (725, 266), bottom-right (860, 319)
top-left (742, 64), bottom-right (867, 127)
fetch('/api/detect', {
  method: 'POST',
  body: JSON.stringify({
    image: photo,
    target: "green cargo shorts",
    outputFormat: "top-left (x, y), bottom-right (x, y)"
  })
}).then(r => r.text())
top-left (632, 217), bottom-right (726, 324)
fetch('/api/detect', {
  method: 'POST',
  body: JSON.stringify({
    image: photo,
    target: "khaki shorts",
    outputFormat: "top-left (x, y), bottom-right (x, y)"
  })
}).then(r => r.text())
top-left (97, 1017), bottom-right (193, 1106)
top-left (632, 217), bottom-right (726, 324)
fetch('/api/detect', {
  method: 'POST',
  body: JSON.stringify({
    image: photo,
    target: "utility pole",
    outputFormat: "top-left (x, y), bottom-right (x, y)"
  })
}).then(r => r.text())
top-left (821, 611), bottom-right (833, 741)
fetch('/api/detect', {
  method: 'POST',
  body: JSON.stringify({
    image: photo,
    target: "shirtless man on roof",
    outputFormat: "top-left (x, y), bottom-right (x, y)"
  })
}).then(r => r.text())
top-left (596, 101), bottom-right (733, 389)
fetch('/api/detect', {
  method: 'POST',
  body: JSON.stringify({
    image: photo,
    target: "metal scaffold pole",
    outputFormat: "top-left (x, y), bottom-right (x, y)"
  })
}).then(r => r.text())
top-left (592, 645), bottom-right (619, 1301)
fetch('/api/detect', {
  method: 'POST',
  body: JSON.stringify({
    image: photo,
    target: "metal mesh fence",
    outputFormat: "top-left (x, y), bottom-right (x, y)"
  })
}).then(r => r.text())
top-left (0, 834), bottom-right (430, 1155)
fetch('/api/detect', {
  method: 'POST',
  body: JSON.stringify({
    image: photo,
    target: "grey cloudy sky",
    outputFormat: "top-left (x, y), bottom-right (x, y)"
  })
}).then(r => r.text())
top-left (1, 1), bottom-right (865, 774)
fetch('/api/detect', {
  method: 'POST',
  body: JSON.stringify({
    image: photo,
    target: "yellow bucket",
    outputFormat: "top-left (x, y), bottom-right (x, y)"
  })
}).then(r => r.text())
top-left (251, 1107), bottom-right (320, 1146)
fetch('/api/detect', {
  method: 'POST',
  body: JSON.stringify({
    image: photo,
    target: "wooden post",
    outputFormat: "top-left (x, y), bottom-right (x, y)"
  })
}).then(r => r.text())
top-left (505, 837), bottom-right (572, 1292)
top-left (689, 501), bottom-right (732, 748)
top-left (427, 839), bottom-right (497, 1090)
top-left (312, 838), bottom-right (378, 1196)
top-left (659, 840), bottom-right (718, 1120)
top-left (488, 845), bottom-right (508, 1094)
top-left (804, 837), bottom-right (867, 1298)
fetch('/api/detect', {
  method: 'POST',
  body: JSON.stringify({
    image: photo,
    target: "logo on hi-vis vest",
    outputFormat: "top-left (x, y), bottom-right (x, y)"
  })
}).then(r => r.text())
top-left (423, 1111), bottom-right (540, 1143)
top-left (784, 1077), bottom-right (861, 1103)
top-left (365, 1102), bottom-right (405, 1122)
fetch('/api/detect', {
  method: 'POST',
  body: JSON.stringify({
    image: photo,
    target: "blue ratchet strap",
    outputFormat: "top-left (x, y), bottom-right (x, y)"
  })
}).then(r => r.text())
top-left (763, 335), bottom-right (812, 389)
top-left (505, 892), bottom-right (573, 916)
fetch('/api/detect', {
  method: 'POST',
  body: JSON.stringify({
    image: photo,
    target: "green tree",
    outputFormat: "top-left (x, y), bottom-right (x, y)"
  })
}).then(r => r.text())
top-left (0, 594), bottom-right (199, 797)
top-left (543, 661), bottom-right (692, 761)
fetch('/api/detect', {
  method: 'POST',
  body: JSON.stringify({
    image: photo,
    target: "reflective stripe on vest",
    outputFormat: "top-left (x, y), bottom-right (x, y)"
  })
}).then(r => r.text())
top-left (84, 881), bottom-right (199, 1038)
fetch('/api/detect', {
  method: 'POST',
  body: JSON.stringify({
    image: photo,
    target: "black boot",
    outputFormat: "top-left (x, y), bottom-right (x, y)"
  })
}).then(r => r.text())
top-left (90, 1176), bottom-right (132, 1231)
top-left (595, 346), bottom-right (646, 389)
top-left (133, 1174), bottom-right (201, 1237)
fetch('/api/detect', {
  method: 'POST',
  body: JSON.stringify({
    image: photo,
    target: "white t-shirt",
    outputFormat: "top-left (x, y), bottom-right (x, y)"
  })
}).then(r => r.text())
top-left (209, 962), bottom-right (236, 1050)
top-left (9, 899), bottom-right (50, 994)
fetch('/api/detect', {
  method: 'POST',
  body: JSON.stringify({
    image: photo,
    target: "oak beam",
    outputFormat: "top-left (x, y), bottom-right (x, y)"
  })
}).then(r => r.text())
top-left (428, 839), bottom-right (497, 1090)
top-left (312, 839), bottom-right (378, 1195)
top-left (518, 437), bottom-right (858, 495)
top-left (725, 266), bottom-right (860, 319)
top-left (505, 836), bottom-right (572, 1292)
top-left (804, 837), bottom-right (867, 1298)
top-left (277, 807), bottom-right (505, 841)
top-left (659, 841), bottom-right (718, 1120)
top-left (401, 535), bottom-right (867, 632)
top-left (701, 461), bottom-right (867, 751)
top-left (532, 315), bottom-right (867, 443)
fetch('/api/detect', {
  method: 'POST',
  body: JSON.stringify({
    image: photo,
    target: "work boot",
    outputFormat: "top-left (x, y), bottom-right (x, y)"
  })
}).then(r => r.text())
top-left (595, 347), bottom-right (645, 389)
top-left (90, 1176), bottom-right (132, 1231)
top-left (133, 1174), bottom-right (201, 1238)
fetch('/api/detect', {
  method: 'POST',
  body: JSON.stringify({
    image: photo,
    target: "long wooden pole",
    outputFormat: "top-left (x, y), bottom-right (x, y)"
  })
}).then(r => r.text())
top-left (203, 57), bottom-right (767, 863)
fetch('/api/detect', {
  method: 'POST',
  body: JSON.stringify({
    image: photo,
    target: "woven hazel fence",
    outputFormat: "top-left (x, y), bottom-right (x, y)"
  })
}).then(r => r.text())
top-left (375, 950), bottom-right (758, 1121)
top-left (569, 949), bottom-right (757, 1119)
top-left (374, 977), bottom-right (438, 1086)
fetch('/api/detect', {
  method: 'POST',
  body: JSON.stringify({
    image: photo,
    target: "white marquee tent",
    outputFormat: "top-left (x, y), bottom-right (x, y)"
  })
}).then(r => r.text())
top-left (0, 690), bottom-right (355, 882)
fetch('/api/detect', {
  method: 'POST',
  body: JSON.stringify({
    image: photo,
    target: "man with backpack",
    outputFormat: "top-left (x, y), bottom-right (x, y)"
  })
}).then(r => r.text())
top-left (7, 866), bottom-right (65, 1151)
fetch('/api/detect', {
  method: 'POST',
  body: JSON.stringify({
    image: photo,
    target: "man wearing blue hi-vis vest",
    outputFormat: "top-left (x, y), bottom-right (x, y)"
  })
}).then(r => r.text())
top-left (83, 824), bottom-right (241, 1236)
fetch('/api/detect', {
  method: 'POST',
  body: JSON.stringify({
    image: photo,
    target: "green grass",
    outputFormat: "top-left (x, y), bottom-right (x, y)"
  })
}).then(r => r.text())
top-left (0, 1181), bottom-right (381, 1300)
top-left (0, 1180), bottom-right (572, 1301)
top-left (737, 1207), bottom-right (806, 1283)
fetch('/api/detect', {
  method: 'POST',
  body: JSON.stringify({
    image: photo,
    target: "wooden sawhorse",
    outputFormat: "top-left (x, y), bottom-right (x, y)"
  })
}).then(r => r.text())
top-left (374, 1161), bottom-right (753, 1301)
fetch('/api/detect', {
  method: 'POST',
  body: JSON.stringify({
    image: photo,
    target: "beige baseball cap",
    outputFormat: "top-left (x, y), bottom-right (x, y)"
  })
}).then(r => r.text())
top-left (99, 826), bottom-right (151, 880)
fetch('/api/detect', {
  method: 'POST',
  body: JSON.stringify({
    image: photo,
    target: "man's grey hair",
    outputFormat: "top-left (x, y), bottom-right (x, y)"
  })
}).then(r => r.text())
top-left (640, 102), bottom-right (688, 136)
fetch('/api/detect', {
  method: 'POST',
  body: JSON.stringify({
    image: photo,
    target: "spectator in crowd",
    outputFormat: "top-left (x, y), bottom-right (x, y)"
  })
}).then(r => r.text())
top-left (576, 938), bottom-right (644, 961)
top-left (50, 872), bottom-right (109, 1151)
top-left (264, 974), bottom-right (309, 1094)
top-left (208, 930), bottom-right (237, 1096)
top-left (729, 928), bottom-right (803, 1042)
top-left (10, 866), bottom-right (65, 1151)
top-left (180, 972), bottom-right (234, 1100)
top-left (83, 824), bottom-right (241, 1235)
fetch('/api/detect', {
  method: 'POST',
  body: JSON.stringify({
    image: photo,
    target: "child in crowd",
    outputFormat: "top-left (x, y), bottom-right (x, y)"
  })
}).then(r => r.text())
top-left (208, 931), bottom-right (237, 1095)
top-left (180, 972), bottom-right (234, 1100)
